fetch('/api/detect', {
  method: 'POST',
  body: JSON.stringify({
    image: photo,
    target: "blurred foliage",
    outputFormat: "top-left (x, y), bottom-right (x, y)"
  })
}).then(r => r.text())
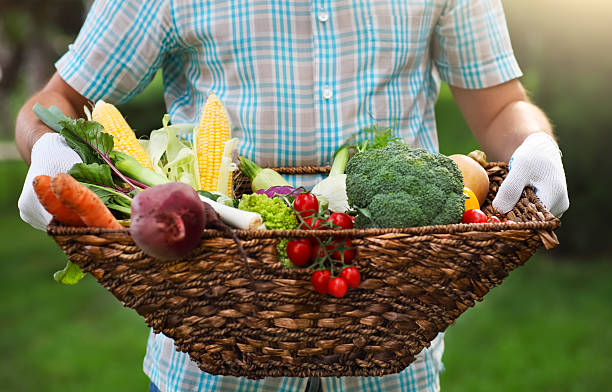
top-left (504, 1), bottom-right (612, 257)
top-left (1, 1), bottom-right (610, 256)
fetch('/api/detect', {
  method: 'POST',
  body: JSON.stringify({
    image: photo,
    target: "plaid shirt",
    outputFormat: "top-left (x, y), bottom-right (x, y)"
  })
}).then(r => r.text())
top-left (56, 0), bottom-right (521, 390)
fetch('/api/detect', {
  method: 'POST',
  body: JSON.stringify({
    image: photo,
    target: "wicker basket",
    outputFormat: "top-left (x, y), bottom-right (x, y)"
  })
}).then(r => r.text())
top-left (47, 162), bottom-right (559, 379)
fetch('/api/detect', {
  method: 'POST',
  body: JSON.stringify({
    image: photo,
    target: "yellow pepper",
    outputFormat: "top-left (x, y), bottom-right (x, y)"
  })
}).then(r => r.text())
top-left (463, 186), bottom-right (480, 211)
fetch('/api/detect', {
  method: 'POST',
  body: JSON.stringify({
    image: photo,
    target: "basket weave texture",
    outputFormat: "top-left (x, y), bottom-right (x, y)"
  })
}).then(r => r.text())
top-left (48, 162), bottom-right (559, 379)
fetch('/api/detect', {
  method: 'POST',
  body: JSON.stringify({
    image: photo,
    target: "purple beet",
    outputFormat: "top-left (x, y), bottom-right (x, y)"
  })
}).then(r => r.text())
top-left (130, 182), bottom-right (205, 260)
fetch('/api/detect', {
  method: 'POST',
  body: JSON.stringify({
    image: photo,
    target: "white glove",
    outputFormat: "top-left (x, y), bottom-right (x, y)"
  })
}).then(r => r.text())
top-left (18, 132), bottom-right (82, 230)
top-left (492, 132), bottom-right (569, 217)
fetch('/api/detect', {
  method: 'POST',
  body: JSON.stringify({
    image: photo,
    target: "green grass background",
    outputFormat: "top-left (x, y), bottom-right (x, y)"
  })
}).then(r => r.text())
top-left (2, 86), bottom-right (610, 391)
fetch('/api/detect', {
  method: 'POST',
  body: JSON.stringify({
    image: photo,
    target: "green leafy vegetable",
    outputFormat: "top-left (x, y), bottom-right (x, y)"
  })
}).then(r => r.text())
top-left (59, 118), bottom-right (113, 165)
top-left (145, 115), bottom-right (199, 189)
top-left (80, 182), bottom-right (133, 216)
top-left (53, 261), bottom-right (86, 285)
top-left (69, 163), bottom-right (117, 188)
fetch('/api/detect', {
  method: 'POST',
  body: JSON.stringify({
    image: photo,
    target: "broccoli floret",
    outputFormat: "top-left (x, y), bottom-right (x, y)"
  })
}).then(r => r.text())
top-left (345, 144), bottom-right (465, 228)
top-left (238, 193), bottom-right (298, 230)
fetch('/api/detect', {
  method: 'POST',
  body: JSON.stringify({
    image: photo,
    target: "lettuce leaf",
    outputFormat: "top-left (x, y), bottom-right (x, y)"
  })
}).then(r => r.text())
top-left (146, 115), bottom-right (199, 189)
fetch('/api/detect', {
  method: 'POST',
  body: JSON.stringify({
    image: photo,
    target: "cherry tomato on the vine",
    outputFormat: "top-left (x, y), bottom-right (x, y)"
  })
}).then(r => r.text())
top-left (293, 193), bottom-right (319, 218)
top-left (311, 269), bottom-right (331, 294)
top-left (286, 239), bottom-right (313, 266)
top-left (340, 266), bottom-right (361, 289)
top-left (330, 239), bottom-right (356, 263)
top-left (327, 212), bottom-right (354, 230)
top-left (300, 217), bottom-right (325, 230)
top-left (328, 277), bottom-right (348, 298)
top-left (461, 208), bottom-right (488, 224)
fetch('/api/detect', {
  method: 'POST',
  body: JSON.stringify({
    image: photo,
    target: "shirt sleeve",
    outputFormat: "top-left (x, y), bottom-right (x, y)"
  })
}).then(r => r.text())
top-left (432, 0), bottom-right (522, 89)
top-left (55, 0), bottom-right (175, 104)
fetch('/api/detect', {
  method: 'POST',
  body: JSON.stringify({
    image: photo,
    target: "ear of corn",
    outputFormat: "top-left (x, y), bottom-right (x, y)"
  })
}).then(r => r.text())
top-left (92, 100), bottom-right (153, 170)
top-left (196, 92), bottom-right (233, 196)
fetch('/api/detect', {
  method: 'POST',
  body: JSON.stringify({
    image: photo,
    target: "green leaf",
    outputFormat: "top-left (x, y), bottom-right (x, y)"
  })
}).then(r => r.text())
top-left (59, 118), bottom-right (114, 165)
top-left (53, 261), bottom-right (86, 285)
top-left (69, 163), bottom-right (117, 188)
top-left (80, 182), bottom-right (132, 208)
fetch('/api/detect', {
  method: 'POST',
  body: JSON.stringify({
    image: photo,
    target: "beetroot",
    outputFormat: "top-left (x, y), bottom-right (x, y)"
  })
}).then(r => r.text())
top-left (130, 182), bottom-right (205, 260)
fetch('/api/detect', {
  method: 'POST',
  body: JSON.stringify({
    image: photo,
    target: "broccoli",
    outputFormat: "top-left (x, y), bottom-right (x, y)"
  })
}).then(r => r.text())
top-left (238, 193), bottom-right (298, 267)
top-left (345, 144), bottom-right (464, 228)
top-left (238, 193), bottom-right (298, 230)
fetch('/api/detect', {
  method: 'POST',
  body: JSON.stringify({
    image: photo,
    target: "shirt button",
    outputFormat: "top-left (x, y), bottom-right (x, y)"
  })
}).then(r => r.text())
top-left (322, 86), bottom-right (333, 99)
top-left (318, 11), bottom-right (329, 22)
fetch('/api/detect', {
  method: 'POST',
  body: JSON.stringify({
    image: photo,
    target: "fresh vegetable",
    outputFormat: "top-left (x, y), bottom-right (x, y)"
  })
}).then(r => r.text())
top-left (197, 190), bottom-right (236, 207)
top-left (276, 238), bottom-right (294, 268)
top-left (461, 208), bottom-right (488, 224)
top-left (67, 162), bottom-right (134, 216)
top-left (238, 156), bottom-right (291, 192)
top-left (311, 127), bottom-right (404, 213)
top-left (449, 154), bottom-right (490, 205)
top-left (58, 116), bottom-right (147, 190)
top-left (33, 175), bottom-right (85, 227)
top-left (346, 144), bottom-right (465, 228)
top-left (256, 185), bottom-right (303, 198)
top-left (286, 239), bottom-right (313, 266)
top-left (329, 239), bottom-right (356, 263)
top-left (300, 216), bottom-right (325, 230)
top-left (311, 269), bottom-right (331, 294)
top-left (328, 277), bottom-right (348, 298)
top-left (342, 124), bottom-right (403, 155)
top-left (489, 215), bottom-right (502, 223)
top-left (92, 100), bottom-right (154, 169)
top-left (311, 175), bottom-right (348, 213)
top-left (340, 266), bottom-right (361, 289)
top-left (33, 103), bottom-right (71, 132)
top-left (130, 182), bottom-right (205, 260)
top-left (463, 186), bottom-right (480, 211)
top-left (311, 146), bottom-right (350, 212)
top-left (195, 92), bottom-right (234, 195)
top-left (51, 173), bottom-right (122, 229)
top-left (199, 194), bottom-right (264, 231)
top-left (293, 193), bottom-right (319, 219)
top-left (327, 212), bottom-right (354, 230)
top-left (145, 116), bottom-right (199, 189)
top-left (111, 151), bottom-right (170, 187)
top-left (238, 193), bottom-right (298, 230)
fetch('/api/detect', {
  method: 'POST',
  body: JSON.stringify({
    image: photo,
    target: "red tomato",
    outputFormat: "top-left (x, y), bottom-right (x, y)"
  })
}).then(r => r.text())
top-left (311, 242), bottom-right (329, 259)
top-left (328, 277), bottom-right (348, 298)
top-left (293, 193), bottom-right (319, 218)
top-left (340, 266), bottom-right (361, 288)
top-left (311, 269), bottom-right (331, 294)
top-left (300, 217), bottom-right (325, 230)
top-left (488, 215), bottom-right (502, 223)
top-left (286, 239), bottom-right (313, 266)
top-left (461, 208), bottom-right (488, 224)
top-left (327, 212), bottom-right (354, 230)
top-left (330, 239), bottom-right (356, 263)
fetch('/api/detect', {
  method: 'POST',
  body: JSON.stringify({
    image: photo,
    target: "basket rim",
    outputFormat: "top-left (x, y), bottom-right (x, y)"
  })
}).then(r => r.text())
top-left (47, 161), bottom-right (560, 240)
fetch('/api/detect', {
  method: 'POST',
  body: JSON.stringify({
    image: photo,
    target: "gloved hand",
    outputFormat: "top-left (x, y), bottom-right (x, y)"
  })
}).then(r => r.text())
top-left (492, 132), bottom-right (569, 217)
top-left (18, 132), bottom-right (82, 230)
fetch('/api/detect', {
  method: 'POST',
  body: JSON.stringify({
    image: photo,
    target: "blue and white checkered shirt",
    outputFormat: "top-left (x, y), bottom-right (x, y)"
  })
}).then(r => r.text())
top-left (56, 0), bottom-right (521, 390)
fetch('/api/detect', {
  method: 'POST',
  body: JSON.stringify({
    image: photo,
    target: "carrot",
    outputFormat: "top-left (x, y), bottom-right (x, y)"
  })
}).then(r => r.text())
top-left (50, 173), bottom-right (123, 229)
top-left (33, 175), bottom-right (86, 227)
